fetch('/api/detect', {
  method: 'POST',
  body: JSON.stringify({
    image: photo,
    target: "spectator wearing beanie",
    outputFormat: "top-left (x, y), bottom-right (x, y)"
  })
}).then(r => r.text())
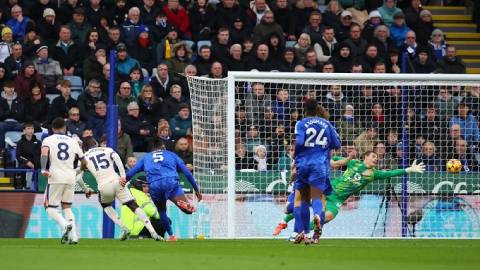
top-left (0, 27), bottom-right (14, 62)
top-left (389, 11), bottom-right (411, 48)
top-left (14, 61), bottom-right (46, 100)
top-left (37, 8), bottom-right (61, 47)
top-left (129, 26), bottom-right (157, 73)
top-left (378, 0), bottom-right (402, 27)
top-left (331, 42), bottom-right (354, 73)
top-left (115, 43), bottom-right (141, 80)
top-left (362, 10), bottom-right (384, 42)
top-left (428, 29), bottom-right (447, 61)
top-left (33, 45), bottom-right (63, 94)
top-left (67, 8), bottom-right (92, 45)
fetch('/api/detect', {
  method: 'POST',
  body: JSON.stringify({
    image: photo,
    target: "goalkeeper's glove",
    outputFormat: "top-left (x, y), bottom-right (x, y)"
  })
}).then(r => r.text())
top-left (405, 159), bottom-right (426, 174)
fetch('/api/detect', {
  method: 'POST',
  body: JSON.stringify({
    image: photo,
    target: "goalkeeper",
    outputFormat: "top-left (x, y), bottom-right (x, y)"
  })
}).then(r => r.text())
top-left (273, 150), bottom-right (425, 236)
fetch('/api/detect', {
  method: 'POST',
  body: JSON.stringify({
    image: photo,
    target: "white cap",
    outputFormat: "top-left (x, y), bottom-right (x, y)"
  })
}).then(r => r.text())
top-left (43, 8), bottom-right (55, 18)
top-left (368, 10), bottom-right (382, 19)
top-left (341, 10), bottom-right (353, 18)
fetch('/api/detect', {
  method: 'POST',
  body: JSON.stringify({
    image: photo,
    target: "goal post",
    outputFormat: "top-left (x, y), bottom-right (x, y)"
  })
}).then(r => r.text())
top-left (188, 72), bottom-right (480, 239)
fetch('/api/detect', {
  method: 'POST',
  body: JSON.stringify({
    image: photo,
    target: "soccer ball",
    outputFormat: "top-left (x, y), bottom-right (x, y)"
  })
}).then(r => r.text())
top-left (446, 159), bottom-right (462, 173)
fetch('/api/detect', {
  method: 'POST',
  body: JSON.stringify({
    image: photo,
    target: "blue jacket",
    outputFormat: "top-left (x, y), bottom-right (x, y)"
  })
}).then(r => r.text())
top-left (116, 57), bottom-right (141, 76)
top-left (449, 114), bottom-right (480, 146)
top-left (6, 17), bottom-right (30, 41)
top-left (169, 115), bottom-right (192, 140)
top-left (389, 22), bottom-right (411, 48)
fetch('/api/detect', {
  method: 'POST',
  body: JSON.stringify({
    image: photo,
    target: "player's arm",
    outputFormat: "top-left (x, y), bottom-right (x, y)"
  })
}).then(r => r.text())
top-left (75, 171), bottom-right (93, 198)
top-left (329, 122), bottom-right (342, 150)
top-left (374, 160), bottom-right (425, 180)
top-left (126, 156), bottom-right (145, 180)
top-left (40, 146), bottom-right (50, 177)
top-left (111, 151), bottom-right (128, 186)
top-left (176, 155), bottom-right (202, 201)
top-left (294, 122), bottom-right (305, 156)
top-left (330, 152), bottom-right (355, 170)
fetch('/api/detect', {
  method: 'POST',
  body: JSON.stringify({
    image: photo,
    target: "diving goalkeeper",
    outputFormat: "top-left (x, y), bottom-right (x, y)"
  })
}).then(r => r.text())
top-left (273, 150), bottom-right (426, 236)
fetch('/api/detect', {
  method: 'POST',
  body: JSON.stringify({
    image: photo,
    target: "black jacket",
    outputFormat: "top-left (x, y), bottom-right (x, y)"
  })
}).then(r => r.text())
top-left (49, 95), bottom-right (78, 123)
top-left (16, 134), bottom-right (41, 168)
top-left (22, 97), bottom-right (50, 126)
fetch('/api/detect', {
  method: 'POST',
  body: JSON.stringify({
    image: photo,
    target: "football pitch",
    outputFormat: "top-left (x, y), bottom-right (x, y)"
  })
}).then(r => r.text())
top-left (0, 239), bottom-right (478, 270)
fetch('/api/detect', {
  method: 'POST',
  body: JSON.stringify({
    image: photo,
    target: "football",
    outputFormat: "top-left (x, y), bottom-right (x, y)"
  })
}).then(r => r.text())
top-left (446, 159), bottom-right (462, 173)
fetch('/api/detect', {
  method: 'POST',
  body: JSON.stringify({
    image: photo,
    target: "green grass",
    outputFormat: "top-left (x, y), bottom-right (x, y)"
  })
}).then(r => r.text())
top-left (0, 239), bottom-right (479, 270)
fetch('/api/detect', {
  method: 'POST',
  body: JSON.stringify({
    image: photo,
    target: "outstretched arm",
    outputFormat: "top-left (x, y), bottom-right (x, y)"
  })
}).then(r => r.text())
top-left (374, 160), bottom-right (425, 180)
top-left (126, 156), bottom-right (144, 180)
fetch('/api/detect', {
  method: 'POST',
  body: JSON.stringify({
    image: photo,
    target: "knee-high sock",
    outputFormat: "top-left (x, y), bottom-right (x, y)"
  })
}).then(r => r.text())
top-left (300, 202), bottom-right (310, 234)
top-left (46, 207), bottom-right (67, 228)
top-left (293, 206), bottom-right (303, 233)
top-left (134, 208), bottom-right (158, 236)
top-left (312, 199), bottom-right (325, 226)
top-left (283, 213), bottom-right (294, 224)
top-left (104, 206), bottom-right (126, 229)
top-left (311, 199), bottom-right (325, 226)
top-left (63, 208), bottom-right (78, 241)
top-left (159, 211), bottom-right (173, 236)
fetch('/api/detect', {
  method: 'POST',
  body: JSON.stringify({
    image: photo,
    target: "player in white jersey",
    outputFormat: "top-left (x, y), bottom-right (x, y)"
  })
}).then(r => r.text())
top-left (82, 136), bottom-right (163, 241)
top-left (41, 118), bottom-right (87, 244)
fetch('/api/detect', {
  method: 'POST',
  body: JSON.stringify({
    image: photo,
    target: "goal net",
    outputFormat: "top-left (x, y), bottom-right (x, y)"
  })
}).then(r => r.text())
top-left (188, 73), bottom-right (480, 239)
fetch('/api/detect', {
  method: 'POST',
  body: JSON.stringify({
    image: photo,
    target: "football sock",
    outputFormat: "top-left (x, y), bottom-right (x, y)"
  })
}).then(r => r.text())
top-left (300, 202), bottom-right (310, 234)
top-left (283, 213), bottom-right (294, 223)
top-left (159, 211), bottom-right (173, 236)
top-left (63, 208), bottom-right (78, 242)
top-left (104, 206), bottom-right (126, 229)
top-left (311, 199), bottom-right (325, 226)
top-left (134, 208), bottom-right (157, 236)
top-left (46, 207), bottom-right (67, 228)
top-left (293, 206), bottom-right (303, 233)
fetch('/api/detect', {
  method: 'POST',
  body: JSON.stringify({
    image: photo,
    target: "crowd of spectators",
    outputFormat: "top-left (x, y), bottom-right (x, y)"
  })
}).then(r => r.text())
top-left (0, 0), bottom-right (477, 189)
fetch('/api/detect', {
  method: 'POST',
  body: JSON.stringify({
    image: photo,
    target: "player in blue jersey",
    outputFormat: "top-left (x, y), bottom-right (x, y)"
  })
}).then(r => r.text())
top-left (126, 138), bottom-right (202, 241)
top-left (293, 99), bottom-right (341, 244)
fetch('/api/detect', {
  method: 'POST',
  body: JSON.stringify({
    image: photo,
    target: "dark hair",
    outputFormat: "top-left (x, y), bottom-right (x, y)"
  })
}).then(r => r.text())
top-left (23, 122), bottom-right (34, 129)
top-left (316, 104), bottom-right (330, 119)
top-left (304, 98), bottom-right (318, 116)
top-left (82, 136), bottom-right (98, 152)
top-left (152, 137), bottom-right (166, 150)
top-left (363, 150), bottom-right (376, 159)
top-left (3, 81), bottom-right (15, 88)
top-left (51, 117), bottom-right (66, 130)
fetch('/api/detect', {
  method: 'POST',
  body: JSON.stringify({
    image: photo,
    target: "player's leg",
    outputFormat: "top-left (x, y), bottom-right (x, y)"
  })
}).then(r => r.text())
top-left (44, 184), bottom-right (70, 243)
top-left (293, 186), bottom-right (310, 244)
top-left (324, 194), bottom-right (342, 224)
top-left (309, 166), bottom-right (331, 242)
top-left (62, 184), bottom-right (78, 244)
top-left (116, 183), bottom-right (163, 241)
top-left (154, 199), bottom-right (176, 241)
top-left (169, 183), bottom-right (195, 214)
top-left (273, 192), bottom-right (294, 236)
top-left (98, 184), bottom-right (130, 240)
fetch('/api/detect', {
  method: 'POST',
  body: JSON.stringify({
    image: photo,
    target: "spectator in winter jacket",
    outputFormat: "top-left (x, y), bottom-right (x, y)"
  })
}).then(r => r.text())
top-left (6, 5), bottom-right (32, 41)
top-left (436, 45), bottom-right (466, 74)
top-left (14, 62), bottom-right (46, 100)
top-left (0, 27), bottom-right (14, 63)
top-left (0, 81), bottom-right (24, 148)
top-left (252, 10), bottom-right (284, 44)
top-left (149, 63), bottom-right (176, 100)
top-left (389, 11), bottom-right (411, 48)
top-left (3, 43), bottom-right (26, 78)
top-left (115, 43), bottom-right (141, 81)
top-left (87, 100), bottom-right (107, 141)
top-left (245, 82), bottom-right (272, 120)
top-left (169, 103), bottom-right (192, 140)
top-left (49, 80), bottom-right (77, 123)
top-left (449, 102), bottom-right (480, 149)
top-left (51, 26), bottom-right (82, 76)
top-left (116, 81), bottom-right (136, 117)
top-left (15, 122), bottom-right (41, 189)
top-left (83, 44), bottom-right (107, 84)
top-left (129, 27), bottom-right (156, 73)
top-left (122, 101), bottom-right (153, 151)
top-left (195, 45), bottom-right (214, 76)
top-left (174, 137), bottom-right (193, 171)
top-left (66, 107), bottom-right (86, 137)
top-left (67, 8), bottom-right (92, 45)
top-left (121, 7), bottom-right (147, 49)
top-left (77, 79), bottom-right (106, 121)
top-left (162, 0), bottom-right (191, 39)
top-left (33, 45), bottom-right (62, 94)
top-left (22, 84), bottom-right (49, 128)
top-left (164, 84), bottom-right (189, 119)
top-left (37, 8), bottom-right (61, 47)
top-left (378, 0), bottom-right (402, 27)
